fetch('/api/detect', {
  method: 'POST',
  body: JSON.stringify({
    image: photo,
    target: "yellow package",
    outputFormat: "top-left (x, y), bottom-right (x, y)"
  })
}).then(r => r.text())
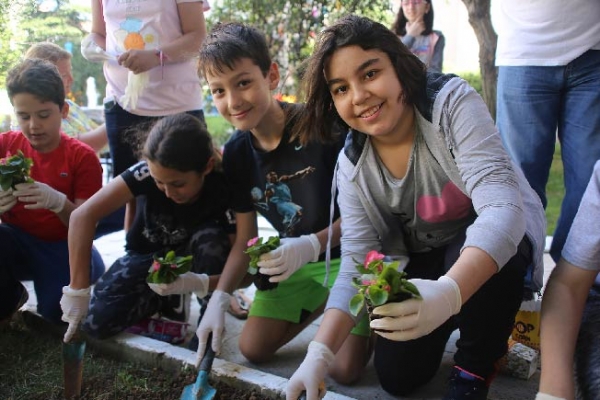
top-left (511, 297), bottom-right (541, 351)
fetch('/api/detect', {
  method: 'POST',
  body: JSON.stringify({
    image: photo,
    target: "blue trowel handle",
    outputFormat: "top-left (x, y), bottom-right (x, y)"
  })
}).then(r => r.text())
top-left (199, 333), bottom-right (216, 372)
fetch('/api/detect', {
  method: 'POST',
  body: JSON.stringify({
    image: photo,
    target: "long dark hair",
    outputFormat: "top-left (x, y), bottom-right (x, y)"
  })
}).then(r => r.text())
top-left (141, 113), bottom-right (218, 173)
top-left (391, 0), bottom-right (434, 37)
top-left (294, 14), bottom-right (426, 145)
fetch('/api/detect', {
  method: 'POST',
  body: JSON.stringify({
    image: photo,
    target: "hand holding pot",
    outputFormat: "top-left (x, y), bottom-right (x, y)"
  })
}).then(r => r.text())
top-left (258, 234), bottom-right (320, 283)
top-left (148, 272), bottom-right (209, 298)
top-left (14, 181), bottom-right (66, 213)
top-left (370, 276), bottom-right (461, 341)
top-left (0, 188), bottom-right (17, 214)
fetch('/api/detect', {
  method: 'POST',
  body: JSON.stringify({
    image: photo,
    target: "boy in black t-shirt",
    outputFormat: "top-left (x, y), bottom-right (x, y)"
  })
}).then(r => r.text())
top-left (194, 22), bottom-right (371, 385)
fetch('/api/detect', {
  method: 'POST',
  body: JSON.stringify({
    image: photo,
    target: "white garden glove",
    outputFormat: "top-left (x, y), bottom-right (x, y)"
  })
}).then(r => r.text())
top-left (0, 188), bottom-right (17, 214)
top-left (286, 341), bottom-right (333, 400)
top-left (195, 289), bottom-right (231, 366)
top-left (81, 34), bottom-right (113, 63)
top-left (370, 276), bottom-right (462, 341)
top-left (14, 181), bottom-right (66, 213)
top-left (535, 393), bottom-right (567, 400)
top-left (60, 286), bottom-right (91, 342)
top-left (148, 272), bottom-right (209, 298)
top-left (257, 234), bottom-right (320, 283)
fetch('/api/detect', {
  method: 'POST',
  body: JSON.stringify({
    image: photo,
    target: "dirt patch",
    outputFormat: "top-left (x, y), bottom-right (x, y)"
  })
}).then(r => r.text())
top-left (0, 315), bottom-right (272, 400)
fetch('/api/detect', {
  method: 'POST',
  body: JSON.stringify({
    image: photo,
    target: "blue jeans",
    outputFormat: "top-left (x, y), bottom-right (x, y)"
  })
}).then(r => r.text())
top-left (104, 101), bottom-right (205, 177)
top-left (0, 224), bottom-right (105, 323)
top-left (497, 49), bottom-right (600, 262)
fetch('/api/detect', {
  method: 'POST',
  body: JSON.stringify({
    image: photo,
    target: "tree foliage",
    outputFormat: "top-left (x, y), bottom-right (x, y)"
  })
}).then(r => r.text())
top-left (206, 0), bottom-right (394, 95)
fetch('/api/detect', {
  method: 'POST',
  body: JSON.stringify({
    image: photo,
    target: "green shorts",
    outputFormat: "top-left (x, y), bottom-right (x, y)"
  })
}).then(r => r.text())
top-left (250, 258), bottom-right (370, 337)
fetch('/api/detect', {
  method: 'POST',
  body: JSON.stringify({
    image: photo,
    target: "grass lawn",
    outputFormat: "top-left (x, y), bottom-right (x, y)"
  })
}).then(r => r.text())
top-left (0, 315), bottom-right (270, 400)
top-left (545, 143), bottom-right (565, 236)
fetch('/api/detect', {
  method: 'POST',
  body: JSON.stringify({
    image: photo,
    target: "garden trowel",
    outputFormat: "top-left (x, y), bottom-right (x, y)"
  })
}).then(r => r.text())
top-left (181, 333), bottom-right (217, 400)
top-left (62, 329), bottom-right (86, 399)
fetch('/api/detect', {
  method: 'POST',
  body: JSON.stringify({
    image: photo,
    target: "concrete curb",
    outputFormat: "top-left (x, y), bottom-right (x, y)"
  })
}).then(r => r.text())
top-left (20, 308), bottom-right (356, 400)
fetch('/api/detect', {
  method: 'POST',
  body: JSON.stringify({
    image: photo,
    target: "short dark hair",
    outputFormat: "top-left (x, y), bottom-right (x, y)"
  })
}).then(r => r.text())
top-left (142, 113), bottom-right (215, 173)
top-left (6, 58), bottom-right (65, 108)
top-left (199, 22), bottom-right (271, 78)
top-left (391, 0), bottom-right (434, 37)
top-left (294, 14), bottom-right (426, 144)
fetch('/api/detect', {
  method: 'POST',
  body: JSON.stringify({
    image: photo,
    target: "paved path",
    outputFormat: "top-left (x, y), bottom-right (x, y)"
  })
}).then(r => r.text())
top-left (85, 224), bottom-right (551, 400)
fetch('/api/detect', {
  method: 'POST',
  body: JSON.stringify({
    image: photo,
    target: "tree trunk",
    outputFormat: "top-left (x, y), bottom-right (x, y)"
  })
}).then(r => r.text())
top-left (461, 0), bottom-right (497, 120)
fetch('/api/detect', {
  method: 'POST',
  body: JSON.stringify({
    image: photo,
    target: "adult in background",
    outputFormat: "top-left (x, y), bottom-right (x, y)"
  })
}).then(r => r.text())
top-left (496, 0), bottom-right (600, 263)
top-left (391, 0), bottom-right (444, 73)
top-left (81, 0), bottom-right (210, 231)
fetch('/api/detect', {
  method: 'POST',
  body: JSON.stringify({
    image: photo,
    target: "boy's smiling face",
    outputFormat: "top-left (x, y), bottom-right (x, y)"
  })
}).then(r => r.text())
top-left (205, 58), bottom-right (279, 132)
top-left (13, 92), bottom-right (68, 153)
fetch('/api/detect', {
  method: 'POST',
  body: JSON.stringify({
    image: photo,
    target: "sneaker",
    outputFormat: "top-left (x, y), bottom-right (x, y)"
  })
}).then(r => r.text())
top-left (443, 366), bottom-right (489, 400)
top-left (159, 293), bottom-right (190, 323)
top-left (0, 283), bottom-right (29, 325)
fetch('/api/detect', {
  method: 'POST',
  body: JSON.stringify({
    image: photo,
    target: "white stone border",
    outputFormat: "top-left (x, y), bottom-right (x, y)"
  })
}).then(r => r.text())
top-left (20, 310), bottom-right (356, 400)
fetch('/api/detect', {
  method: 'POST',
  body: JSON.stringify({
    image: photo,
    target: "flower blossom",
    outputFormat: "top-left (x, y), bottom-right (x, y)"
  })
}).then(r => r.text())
top-left (365, 250), bottom-right (385, 266)
top-left (247, 237), bottom-right (259, 247)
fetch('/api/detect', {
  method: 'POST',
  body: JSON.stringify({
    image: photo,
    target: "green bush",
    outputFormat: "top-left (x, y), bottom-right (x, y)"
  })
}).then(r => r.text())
top-left (458, 71), bottom-right (483, 98)
top-left (206, 114), bottom-right (234, 149)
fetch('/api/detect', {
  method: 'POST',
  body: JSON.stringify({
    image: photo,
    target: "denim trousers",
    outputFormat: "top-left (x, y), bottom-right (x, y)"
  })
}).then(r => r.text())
top-left (0, 224), bottom-right (104, 323)
top-left (104, 101), bottom-right (205, 177)
top-left (373, 231), bottom-right (531, 396)
top-left (497, 49), bottom-right (600, 262)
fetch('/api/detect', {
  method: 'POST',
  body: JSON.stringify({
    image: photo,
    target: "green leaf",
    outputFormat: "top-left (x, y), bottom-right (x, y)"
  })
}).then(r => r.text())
top-left (367, 286), bottom-right (388, 307)
top-left (244, 236), bottom-right (280, 273)
top-left (349, 294), bottom-right (365, 316)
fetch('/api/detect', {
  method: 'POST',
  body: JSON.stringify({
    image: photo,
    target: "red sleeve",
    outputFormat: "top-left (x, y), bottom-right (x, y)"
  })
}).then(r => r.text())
top-left (72, 145), bottom-right (103, 201)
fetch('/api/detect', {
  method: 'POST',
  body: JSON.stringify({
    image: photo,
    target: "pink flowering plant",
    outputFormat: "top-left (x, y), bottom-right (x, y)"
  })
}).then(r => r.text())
top-left (244, 236), bottom-right (280, 275)
top-left (0, 150), bottom-right (34, 191)
top-left (146, 250), bottom-right (193, 284)
top-left (244, 236), bottom-right (281, 291)
top-left (349, 251), bottom-right (421, 316)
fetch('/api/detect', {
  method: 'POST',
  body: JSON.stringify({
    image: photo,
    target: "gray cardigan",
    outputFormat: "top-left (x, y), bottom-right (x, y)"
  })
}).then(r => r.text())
top-left (326, 74), bottom-right (546, 321)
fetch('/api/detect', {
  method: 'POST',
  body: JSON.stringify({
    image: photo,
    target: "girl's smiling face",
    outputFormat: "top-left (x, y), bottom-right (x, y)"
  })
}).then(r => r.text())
top-left (324, 45), bottom-right (413, 142)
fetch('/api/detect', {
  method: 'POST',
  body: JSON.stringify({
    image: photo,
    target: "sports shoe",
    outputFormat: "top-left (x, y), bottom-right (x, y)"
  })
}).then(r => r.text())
top-left (159, 293), bottom-right (190, 323)
top-left (0, 283), bottom-right (29, 325)
top-left (443, 366), bottom-right (489, 400)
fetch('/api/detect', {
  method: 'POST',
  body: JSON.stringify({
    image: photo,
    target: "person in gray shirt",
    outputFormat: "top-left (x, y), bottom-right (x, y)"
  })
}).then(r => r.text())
top-left (286, 15), bottom-right (545, 400)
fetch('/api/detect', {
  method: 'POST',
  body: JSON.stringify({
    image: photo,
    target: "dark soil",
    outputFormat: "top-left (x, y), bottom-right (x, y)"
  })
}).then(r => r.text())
top-left (0, 315), bottom-right (272, 400)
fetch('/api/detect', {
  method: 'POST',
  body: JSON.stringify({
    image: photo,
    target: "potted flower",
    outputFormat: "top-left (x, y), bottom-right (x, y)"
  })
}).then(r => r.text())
top-left (244, 236), bottom-right (280, 291)
top-left (349, 251), bottom-right (421, 318)
top-left (146, 250), bottom-right (193, 284)
top-left (0, 150), bottom-right (34, 191)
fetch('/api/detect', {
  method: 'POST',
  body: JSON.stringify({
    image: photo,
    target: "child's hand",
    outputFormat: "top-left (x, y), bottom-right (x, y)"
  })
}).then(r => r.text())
top-left (370, 276), bottom-right (461, 341)
top-left (406, 19), bottom-right (426, 37)
top-left (148, 272), bottom-right (209, 298)
top-left (14, 181), bottom-right (66, 213)
top-left (257, 234), bottom-right (320, 282)
top-left (0, 189), bottom-right (17, 215)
